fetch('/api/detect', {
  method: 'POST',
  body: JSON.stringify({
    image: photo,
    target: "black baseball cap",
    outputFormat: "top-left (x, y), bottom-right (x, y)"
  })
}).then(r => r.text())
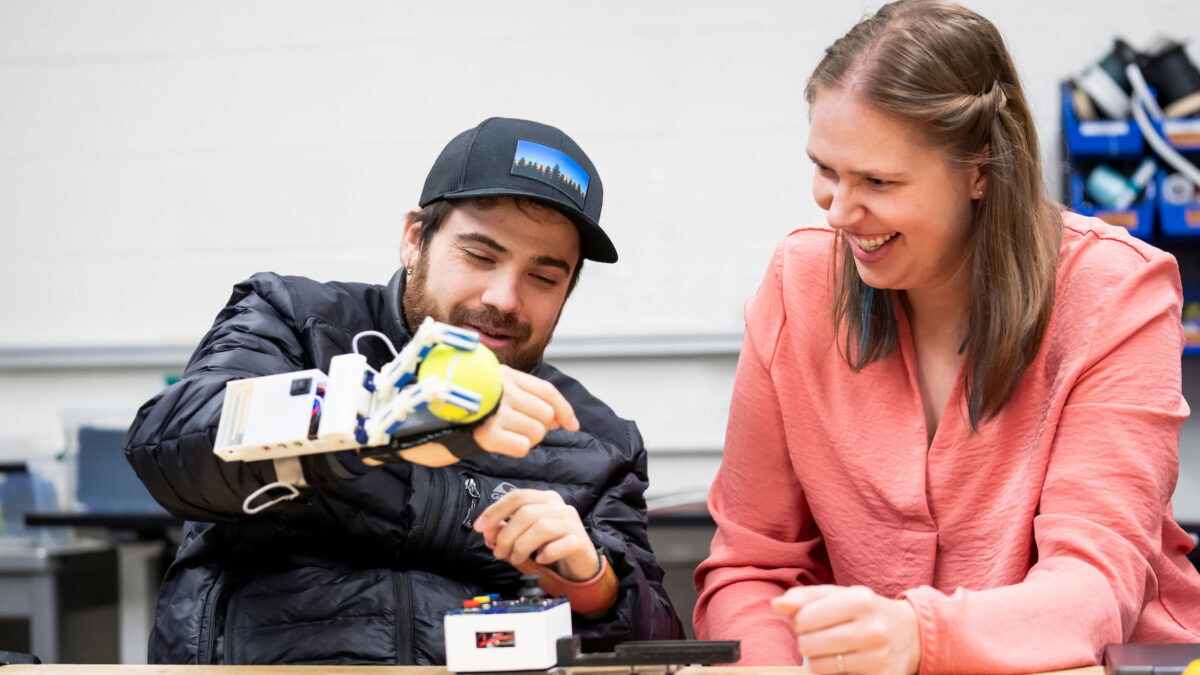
top-left (419, 117), bottom-right (616, 263)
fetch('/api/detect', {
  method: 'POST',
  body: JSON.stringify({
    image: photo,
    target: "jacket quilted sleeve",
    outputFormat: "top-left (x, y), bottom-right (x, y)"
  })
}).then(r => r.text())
top-left (125, 274), bottom-right (309, 520)
top-left (124, 273), bottom-right (395, 524)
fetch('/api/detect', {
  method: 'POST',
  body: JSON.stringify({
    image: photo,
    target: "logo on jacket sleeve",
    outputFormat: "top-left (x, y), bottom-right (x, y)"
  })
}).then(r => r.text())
top-left (490, 481), bottom-right (518, 502)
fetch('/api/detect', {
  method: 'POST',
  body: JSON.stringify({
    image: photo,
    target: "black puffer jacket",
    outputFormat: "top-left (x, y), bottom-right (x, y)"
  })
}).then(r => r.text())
top-left (125, 270), bottom-right (684, 665)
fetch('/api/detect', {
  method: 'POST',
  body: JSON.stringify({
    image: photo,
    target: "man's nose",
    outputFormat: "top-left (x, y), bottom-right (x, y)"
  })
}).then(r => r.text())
top-left (480, 270), bottom-right (522, 315)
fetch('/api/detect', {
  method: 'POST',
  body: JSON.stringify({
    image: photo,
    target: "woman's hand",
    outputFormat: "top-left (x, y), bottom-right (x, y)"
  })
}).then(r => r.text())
top-left (770, 585), bottom-right (921, 675)
top-left (473, 488), bottom-right (600, 581)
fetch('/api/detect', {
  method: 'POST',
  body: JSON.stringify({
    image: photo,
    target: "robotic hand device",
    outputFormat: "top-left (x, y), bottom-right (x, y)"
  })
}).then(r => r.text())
top-left (213, 317), bottom-right (501, 465)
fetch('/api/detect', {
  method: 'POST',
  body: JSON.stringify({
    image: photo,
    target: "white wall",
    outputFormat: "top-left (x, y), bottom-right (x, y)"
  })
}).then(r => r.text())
top-left (3, 0), bottom-right (1200, 514)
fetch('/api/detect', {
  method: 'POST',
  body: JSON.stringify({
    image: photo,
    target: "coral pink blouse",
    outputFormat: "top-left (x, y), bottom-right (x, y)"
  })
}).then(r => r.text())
top-left (695, 214), bottom-right (1200, 673)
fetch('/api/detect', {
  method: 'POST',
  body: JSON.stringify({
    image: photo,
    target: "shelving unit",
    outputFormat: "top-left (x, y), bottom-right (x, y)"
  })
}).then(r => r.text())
top-left (1158, 117), bottom-right (1200, 236)
top-left (1061, 81), bottom-right (1200, 352)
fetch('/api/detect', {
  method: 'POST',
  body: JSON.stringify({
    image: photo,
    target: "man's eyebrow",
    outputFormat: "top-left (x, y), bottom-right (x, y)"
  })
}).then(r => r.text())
top-left (456, 232), bottom-right (572, 275)
top-left (456, 232), bottom-right (507, 253)
top-left (531, 255), bottom-right (572, 275)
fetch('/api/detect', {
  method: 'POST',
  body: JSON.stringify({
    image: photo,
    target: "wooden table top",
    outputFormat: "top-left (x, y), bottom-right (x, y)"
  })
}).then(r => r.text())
top-left (0, 665), bottom-right (1107, 674)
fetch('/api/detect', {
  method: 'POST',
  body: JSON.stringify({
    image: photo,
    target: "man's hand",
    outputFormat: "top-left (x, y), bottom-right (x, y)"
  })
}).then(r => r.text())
top-left (473, 489), bottom-right (600, 581)
top-left (364, 365), bottom-right (578, 467)
top-left (472, 365), bottom-right (579, 456)
top-left (770, 585), bottom-right (921, 675)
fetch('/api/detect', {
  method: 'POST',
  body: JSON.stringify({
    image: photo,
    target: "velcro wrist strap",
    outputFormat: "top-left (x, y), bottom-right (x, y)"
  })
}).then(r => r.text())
top-left (358, 395), bottom-right (500, 463)
top-left (439, 428), bottom-right (486, 460)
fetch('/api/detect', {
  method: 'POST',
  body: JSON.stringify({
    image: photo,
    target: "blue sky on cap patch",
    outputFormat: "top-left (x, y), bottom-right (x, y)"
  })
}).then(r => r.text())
top-left (511, 139), bottom-right (589, 206)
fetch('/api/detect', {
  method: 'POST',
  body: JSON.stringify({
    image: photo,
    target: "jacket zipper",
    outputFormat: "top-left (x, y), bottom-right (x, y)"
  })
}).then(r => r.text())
top-left (461, 475), bottom-right (480, 529)
top-left (197, 572), bottom-right (226, 665)
top-left (447, 473), bottom-right (481, 562)
top-left (223, 587), bottom-right (239, 664)
top-left (393, 570), bottom-right (414, 663)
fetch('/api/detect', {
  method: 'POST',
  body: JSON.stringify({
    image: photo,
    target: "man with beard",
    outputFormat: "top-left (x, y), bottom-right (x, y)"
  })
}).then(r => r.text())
top-left (124, 118), bottom-right (685, 665)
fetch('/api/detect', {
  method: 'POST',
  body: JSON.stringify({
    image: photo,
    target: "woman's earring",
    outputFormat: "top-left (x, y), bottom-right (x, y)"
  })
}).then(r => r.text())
top-left (977, 190), bottom-right (984, 198)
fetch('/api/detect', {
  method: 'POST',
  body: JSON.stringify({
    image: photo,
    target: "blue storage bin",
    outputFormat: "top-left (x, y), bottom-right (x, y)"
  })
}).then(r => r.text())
top-left (1157, 172), bottom-right (1200, 238)
top-left (1069, 171), bottom-right (1155, 240)
top-left (1061, 82), bottom-right (1144, 157)
top-left (1160, 116), bottom-right (1200, 152)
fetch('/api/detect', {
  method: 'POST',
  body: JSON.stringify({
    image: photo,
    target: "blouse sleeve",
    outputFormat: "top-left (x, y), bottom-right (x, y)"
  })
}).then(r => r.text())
top-left (903, 245), bottom-right (1195, 673)
top-left (693, 239), bottom-right (830, 665)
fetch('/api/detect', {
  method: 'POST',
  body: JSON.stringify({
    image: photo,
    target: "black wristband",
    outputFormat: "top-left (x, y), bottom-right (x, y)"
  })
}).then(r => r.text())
top-left (358, 395), bottom-right (499, 463)
top-left (439, 428), bottom-right (486, 460)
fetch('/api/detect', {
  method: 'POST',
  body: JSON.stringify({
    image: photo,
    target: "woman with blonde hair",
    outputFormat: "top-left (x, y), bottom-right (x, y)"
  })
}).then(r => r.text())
top-left (694, 1), bottom-right (1200, 672)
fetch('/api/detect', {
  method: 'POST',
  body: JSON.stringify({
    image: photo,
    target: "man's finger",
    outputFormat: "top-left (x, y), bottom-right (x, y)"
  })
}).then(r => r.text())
top-left (488, 502), bottom-right (553, 558)
top-left (472, 425), bottom-right (535, 459)
top-left (501, 516), bottom-right (563, 564)
top-left (498, 381), bottom-right (558, 429)
top-left (494, 410), bottom-right (547, 448)
top-left (534, 533), bottom-right (589, 566)
top-left (502, 366), bottom-right (579, 431)
top-left (473, 489), bottom-right (553, 533)
top-left (475, 395), bottom-right (553, 452)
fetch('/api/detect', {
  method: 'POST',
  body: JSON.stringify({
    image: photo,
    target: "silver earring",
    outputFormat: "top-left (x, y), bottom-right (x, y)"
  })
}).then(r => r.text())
top-left (977, 190), bottom-right (984, 197)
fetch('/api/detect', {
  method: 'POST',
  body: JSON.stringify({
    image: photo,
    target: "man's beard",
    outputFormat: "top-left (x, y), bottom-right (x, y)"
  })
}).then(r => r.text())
top-left (403, 259), bottom-right (549, 373)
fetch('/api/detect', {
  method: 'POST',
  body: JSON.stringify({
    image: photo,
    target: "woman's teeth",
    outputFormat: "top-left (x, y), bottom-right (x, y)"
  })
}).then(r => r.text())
top-left (853, 232), bottom-right (898, 251)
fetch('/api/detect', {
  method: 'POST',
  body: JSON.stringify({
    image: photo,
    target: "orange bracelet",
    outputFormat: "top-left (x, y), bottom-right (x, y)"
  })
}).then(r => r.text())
top-left (513, 552), bottom-right (619, 619)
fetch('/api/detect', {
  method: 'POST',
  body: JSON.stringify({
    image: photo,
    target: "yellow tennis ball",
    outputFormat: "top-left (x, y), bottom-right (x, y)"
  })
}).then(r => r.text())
top-left (417, 343), bottom-right (502, 423)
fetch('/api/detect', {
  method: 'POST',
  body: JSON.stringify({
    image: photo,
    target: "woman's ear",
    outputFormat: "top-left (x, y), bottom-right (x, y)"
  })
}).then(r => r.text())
top-left (971, 144), bottom-right (990, 199)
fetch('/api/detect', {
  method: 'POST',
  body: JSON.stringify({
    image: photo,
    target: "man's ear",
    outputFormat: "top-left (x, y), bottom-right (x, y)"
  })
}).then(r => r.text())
top-left (401, 207), bottom-right (423, 269)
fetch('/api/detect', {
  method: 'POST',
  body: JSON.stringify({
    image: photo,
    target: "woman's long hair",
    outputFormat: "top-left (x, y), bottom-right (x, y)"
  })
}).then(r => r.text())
top-left (807, 0), bottom-right (1062, 432)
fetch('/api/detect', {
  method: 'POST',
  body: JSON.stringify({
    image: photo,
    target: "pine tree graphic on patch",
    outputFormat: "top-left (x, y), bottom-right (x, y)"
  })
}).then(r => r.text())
top-left (510, 139), bottom-right (589, 207)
